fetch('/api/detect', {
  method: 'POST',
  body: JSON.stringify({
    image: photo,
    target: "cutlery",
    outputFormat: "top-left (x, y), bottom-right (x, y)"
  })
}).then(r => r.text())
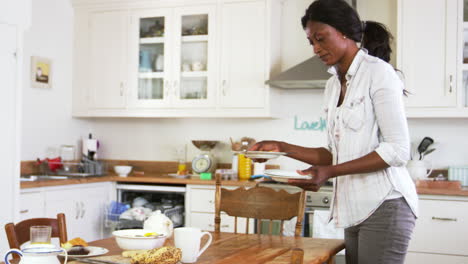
top-left (68, 257), bottom-right (125, 264)
top-left (421, 148), bottom-right (436, 160)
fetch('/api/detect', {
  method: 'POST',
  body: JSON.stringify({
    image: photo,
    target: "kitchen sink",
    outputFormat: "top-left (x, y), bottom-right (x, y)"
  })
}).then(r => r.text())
top-left (20, 175), bottom-right (70, 182)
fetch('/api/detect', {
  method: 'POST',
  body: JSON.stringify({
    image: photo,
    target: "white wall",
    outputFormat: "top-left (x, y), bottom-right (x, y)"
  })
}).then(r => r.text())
top-left (21, 0), bottom-right (90, 161)
top-left (20, 0), bottom-right (468, 171)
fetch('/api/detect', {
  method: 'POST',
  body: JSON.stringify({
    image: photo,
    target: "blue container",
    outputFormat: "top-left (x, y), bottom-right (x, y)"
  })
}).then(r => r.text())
top-left (448, 166), bottom-right (468, 186)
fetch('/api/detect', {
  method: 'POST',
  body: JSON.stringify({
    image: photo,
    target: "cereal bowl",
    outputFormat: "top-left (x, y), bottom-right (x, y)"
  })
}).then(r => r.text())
top-left (112, 229), bottom-right (166, 250)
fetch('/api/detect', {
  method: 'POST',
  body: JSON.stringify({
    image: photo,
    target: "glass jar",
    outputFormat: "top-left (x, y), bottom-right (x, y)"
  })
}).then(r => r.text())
top-left (237, 154), bottom-right (252, 180)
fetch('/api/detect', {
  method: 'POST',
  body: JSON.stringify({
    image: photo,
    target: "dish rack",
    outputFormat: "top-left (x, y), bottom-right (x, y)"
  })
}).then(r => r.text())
top-left (104, 205), bottom-right (184, 231)
top-left (448, 166), bottom-right (468, 186)
top-left (39, 157), bottom-right (107, 177)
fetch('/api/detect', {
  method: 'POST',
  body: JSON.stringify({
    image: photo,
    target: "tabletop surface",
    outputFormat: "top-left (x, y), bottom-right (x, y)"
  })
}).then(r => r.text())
top-left (84, 232), bottom-right (345, 264)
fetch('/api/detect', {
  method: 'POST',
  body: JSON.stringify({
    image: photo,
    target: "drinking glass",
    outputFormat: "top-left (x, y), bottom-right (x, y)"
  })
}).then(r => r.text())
top-left (30, 225), bottom-right (52, 244)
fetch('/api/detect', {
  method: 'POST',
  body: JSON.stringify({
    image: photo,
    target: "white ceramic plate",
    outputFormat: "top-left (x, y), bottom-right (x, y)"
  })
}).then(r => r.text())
top-left (264, 169), bottom-right (312, 182)
top-left (235, 151), bottom-right (287, 160)
top-left (61, 246), bottom-right (109, 258)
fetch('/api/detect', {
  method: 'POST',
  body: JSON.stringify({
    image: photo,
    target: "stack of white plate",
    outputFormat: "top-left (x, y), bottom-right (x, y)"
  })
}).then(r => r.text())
top-left (264, 169), bottom-right (312, 183)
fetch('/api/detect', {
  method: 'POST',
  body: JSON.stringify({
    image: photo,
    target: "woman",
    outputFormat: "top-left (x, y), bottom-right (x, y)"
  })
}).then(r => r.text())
top-left (250, 1), bottom-right (418, 263)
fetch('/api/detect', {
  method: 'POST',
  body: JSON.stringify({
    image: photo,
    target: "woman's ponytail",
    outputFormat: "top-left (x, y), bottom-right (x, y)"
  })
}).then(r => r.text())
top-left (361, 21), bottom-right (393, 63)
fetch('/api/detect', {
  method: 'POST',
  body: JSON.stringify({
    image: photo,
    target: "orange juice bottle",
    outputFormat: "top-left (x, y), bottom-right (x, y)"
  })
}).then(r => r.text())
top-left (237, 154), bottom-right (252, 180)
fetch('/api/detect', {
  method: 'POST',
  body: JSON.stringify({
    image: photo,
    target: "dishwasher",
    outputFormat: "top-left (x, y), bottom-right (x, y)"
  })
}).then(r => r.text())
top-left (107, 184), bottom-right (186, 230)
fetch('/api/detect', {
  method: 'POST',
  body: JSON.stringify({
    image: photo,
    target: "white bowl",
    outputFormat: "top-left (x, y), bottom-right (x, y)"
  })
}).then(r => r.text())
top-left (114, 165), bottom-right (132, 177)
top-left (112, 229), bottom-right (167, 250)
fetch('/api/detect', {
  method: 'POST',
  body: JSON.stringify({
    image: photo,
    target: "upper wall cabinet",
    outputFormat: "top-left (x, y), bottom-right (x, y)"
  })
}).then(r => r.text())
top-left (398, 0), bottom-right (468, 117)
top-left (72, 0), bottom-right (281, 118)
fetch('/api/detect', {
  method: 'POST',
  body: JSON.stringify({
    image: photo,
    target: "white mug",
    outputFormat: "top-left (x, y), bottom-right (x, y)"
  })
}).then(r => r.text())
top-left (407, 160), bottom-right (433, 181)
top-left (174, 227), bottom-right (212, 263)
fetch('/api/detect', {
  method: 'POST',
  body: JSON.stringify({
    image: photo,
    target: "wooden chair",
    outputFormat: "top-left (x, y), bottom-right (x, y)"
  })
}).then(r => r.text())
top-left (214, 174), bottom-right (305, 236)
top-left (4, 213), bottom-right (68, 260)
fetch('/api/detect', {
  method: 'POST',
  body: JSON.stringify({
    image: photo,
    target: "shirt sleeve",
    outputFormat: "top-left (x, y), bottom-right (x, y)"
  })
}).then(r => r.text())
top-left (370, 64), bottom-right (410, 167)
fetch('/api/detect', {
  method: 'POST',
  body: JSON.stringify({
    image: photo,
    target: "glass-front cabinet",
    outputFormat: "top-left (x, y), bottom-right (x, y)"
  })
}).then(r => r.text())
top-left (129, 6), bottom-right (215, 108)
top-left (462, 0), bottom-right (468, 107)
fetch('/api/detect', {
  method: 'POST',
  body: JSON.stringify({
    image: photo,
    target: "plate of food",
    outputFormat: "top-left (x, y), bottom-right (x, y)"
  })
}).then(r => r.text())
top-left (264, 169), bottom-right (312, 182)
top-left (65, 246), bottom-right (109, 257)
top-left (61, 237), bottom-right (109, 257)
top-left (235, 151), bottom-right (287, 160)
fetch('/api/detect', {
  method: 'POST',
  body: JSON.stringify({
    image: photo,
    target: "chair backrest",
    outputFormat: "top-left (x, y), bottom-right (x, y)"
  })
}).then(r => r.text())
top-left (214, 174), bottom-right (305, 236)
top-left (4, 213), bottom-right (68, 259)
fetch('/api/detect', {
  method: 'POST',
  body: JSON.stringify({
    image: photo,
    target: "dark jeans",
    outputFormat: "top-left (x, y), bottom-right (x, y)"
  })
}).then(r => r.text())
top-left (344, 197), bottom-right (416, 264)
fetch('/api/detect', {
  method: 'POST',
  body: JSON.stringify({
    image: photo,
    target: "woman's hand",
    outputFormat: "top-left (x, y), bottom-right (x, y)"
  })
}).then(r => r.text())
top-left (288, 166), bottom-right (336, 191)
top-left (249, 140), bottom-right (283, 152)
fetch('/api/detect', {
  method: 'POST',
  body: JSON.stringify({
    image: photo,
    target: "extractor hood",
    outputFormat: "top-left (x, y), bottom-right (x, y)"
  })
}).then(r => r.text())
top-left (265, 56), bottom-right (331, 89)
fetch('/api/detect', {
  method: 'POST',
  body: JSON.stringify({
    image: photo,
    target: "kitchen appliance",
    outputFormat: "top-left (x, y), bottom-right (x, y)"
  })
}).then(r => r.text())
top-left (82, 133), bottom-right (98, 160)
top-left (111, 184), bottom-right (186, 231)
top-left (265, 0), bottom-right (356, 89)
top-left (191, 140), bottom-right (218, 175)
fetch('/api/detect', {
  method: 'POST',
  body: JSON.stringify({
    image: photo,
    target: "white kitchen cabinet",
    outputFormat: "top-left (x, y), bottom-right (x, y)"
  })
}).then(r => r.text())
top-left (398, 0), bottom-right (468, 117)
top-left (406, 252), bottom-right (468, 264)
top-left (185, 185), bottom-right (254, 234)
top-left (18, 183), bottom-right (113, 243)
top-left (72, 0), bottom-right (280, 117)
top-left (218, 0), bottom-right (267, 109)
top-left (19, 191), bottom-right (45, 221)
top-left (88, 10), bottom-right (129, 110)
top-left (44, 183), bottom-right (112, 242)
top-left (128, 5), bottom-right (216, 109)
top-left (406, 195), bottom-right (468, 263)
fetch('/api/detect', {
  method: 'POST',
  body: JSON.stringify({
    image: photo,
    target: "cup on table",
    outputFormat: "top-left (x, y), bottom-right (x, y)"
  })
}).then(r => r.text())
top-left (174, 227), bottom-right (212, 263)
top-left (30, 225), bottom-right (52, 245)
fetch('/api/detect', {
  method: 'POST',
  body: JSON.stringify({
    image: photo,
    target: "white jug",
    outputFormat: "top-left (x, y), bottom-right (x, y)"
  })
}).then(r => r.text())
top-left (407, 160), bottom-right (433, 181)
top-left (4, 247), bottom-right (67, 264)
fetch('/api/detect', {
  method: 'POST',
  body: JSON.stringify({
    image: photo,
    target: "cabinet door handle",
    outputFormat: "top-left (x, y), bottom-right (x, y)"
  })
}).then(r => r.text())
top-left (75, 202), bottom-right (80, 219)
top-left (222, 80), bottom-right (227, 96)
top-left (80, 201), bottom-right (85, 218)
top-left (20, 209), bottom-right (29, 214)
top-left (164, 81), bottom-right (170, 98)
top-left (448, 75), bottom-right (453, 93)
top-left (208, 200), bottom-right (214, 204)
top-left (173, 81), bottom-right (178, 97)
top-left (432, 216), bottom-right (457, 221)
top-left (120, 82), bottom-right (124, 96)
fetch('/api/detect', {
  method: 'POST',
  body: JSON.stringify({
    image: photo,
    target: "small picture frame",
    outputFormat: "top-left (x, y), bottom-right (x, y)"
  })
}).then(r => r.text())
top-left (31, 56), bottom-right (52, 89)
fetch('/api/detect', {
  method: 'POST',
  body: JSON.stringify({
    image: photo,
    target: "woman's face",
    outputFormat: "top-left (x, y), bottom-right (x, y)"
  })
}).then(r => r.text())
top-left (305, 21), bottom-right (348, 66)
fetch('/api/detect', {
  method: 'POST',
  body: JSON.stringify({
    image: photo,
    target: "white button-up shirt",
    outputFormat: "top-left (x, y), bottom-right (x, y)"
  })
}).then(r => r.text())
top-left (323, 49), bottom-right (418, 228)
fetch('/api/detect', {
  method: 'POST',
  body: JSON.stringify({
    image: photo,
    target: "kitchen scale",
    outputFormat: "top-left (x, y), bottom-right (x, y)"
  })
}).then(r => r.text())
top-left (191, 140), bottom-right (218, 175)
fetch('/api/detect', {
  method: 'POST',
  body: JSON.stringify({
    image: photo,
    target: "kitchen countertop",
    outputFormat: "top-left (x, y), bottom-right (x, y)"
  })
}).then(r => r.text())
top-left (20, 173), bottom-right (258, 189)
top-left (20, 174), bottom-right (468, 196)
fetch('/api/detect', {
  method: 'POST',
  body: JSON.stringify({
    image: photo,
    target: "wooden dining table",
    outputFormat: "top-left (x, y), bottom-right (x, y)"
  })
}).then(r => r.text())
top-left (84, 232), bottom-right (345, 264)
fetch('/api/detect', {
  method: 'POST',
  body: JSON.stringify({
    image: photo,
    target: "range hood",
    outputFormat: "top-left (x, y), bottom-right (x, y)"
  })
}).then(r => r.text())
top-left (265, 56), bottom-right (331, 89)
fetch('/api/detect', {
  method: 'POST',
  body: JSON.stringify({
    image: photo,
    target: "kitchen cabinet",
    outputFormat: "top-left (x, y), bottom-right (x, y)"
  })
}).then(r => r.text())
top-left (20, 182), bottom-right (113, 243)
top-left (406, 195), bottom-right (468, 263)
top-left (218, 0), bottom-right (267, 109)
top-left (185, 185), bottom-right (255, 233)
top-left (128, 6), bottom-right (216, 109)
top-left (88, 10), bottom-right (129, 110)
top-left (19, 191), bottom-right (45, 221)
top-left (398, 0), bottom-right (468, 117)
top-left (72, 0), bottom-right (280, 117)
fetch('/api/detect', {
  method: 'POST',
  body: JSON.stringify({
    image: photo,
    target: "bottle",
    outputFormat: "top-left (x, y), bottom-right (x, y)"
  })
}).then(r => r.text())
top-left (238, 153), bottom-right (252, 180)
